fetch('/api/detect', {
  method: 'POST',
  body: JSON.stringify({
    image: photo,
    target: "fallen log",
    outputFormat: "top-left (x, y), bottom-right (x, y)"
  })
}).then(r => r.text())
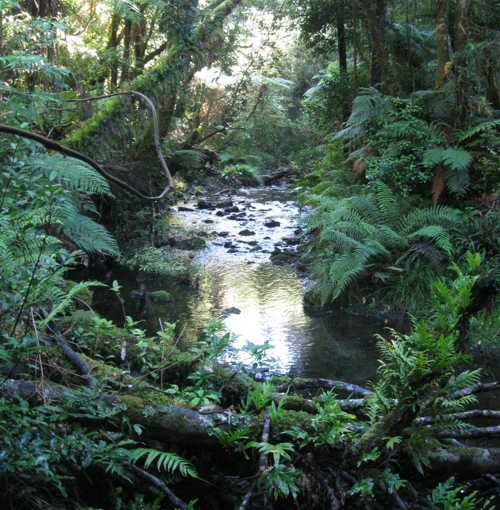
top-left (262, 169), bottom-right (289, 185)
top-left (431, 445), bottom-right (500, 475)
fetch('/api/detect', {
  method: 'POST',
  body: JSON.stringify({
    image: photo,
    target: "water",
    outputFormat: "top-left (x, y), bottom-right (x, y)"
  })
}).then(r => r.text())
top-left (92, 185), bottom-right (387, 385)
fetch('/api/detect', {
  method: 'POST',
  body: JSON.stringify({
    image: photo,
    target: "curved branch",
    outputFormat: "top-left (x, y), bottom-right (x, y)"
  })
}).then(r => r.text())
top-left (0, 123), bottom-right (172, 202)
top-left (66, 90), bottom-right (174, 188)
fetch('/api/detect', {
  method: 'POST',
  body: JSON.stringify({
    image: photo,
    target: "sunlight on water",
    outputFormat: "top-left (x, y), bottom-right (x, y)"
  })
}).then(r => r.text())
top-left (91, 186), bottom-right (387, 384)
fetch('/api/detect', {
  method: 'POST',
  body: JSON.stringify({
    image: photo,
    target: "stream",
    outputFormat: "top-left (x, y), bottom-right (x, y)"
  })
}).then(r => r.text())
top-left (92, 185), bottom-right (390, 385)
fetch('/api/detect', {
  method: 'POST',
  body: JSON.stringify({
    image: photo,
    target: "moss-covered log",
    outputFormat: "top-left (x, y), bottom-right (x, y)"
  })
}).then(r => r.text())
top-left (431, 445), bottom-right (500, 475)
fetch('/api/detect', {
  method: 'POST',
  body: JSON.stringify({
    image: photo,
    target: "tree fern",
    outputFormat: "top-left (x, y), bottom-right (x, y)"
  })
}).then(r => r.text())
top-left (410, 85), bottom-right (455, 122)
top-left (334, 87), bottom-right (393, 148)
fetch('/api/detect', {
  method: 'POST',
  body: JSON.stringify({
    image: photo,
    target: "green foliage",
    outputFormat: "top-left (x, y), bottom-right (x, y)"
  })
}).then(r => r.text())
top-left (0, 390), bottom-right (135, 506)
top-left (366, 257), bottom-right (487, 473)
top-left (334, 86), bottom-right (500, 200)
top-left (247, 441), bottom-right (301, 500)
top-left (428, 476), bottom-right (494, 510)
top-left (126, 246), bottom-right (191, 276)
top-left (132, 448), bottom-right (199, 479)
top-left (286, 389), bottom-right (357, 448)
top-left (302, 63), bottom-right (352, 130)
top-left (221, 164), bottom-right (261, 184)
top-left (302, 179), bottom-right (461, 312)
top-left (0, 141), bottom-right (119, 337)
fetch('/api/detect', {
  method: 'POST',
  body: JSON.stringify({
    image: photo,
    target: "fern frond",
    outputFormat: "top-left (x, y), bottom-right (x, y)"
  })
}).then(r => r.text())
top-left (43, 281), bottom-right (106, 323)
top-left (33, 154), bottom-right (112, 195)
top-left (407, 226), bottom-right (453, 254)
top-left (132, 448), bottom-right (199, 479)
top-left (458, 119), bottom-right (500, 142)
top-left (328, 253), bottom-right (369, 300)
top-left (410, 85), bottom-right (455, 121)
top-left (59, 203), bottom-right (119, 255)
top-left (170, 149), bottom-right (204, 170)
top-left (445, 166), bottom-right (470, 197)
top-left (400, 206), bottom-right (460, 235)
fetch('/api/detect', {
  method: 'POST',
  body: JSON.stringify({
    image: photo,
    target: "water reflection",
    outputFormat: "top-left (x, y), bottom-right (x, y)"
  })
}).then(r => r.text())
top-left (185, 260), bottom-right (383, 383)
top-left (91, 186), bottom-right (387, 384)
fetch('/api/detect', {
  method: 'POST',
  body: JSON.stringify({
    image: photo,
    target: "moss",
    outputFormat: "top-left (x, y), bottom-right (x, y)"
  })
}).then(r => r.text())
top-left (126, 385), bottom-right (176, 408)
top-left (149, 290), bottom-right (172, 303)
top-left (269, 375), bottom-right (292, 386)
top-left (270, 410), bottom-right (315, 443)
top-left (115, 395), bottom-right (147, 422)
top-left (210, 366), bottom-right (251, 406)
top-left (281, 395), bottom-right (317, 413)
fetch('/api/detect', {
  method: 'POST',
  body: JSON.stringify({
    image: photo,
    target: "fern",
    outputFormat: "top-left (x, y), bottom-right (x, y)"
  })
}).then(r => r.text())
top-left (59, 204), bottom-right (120, 255)
top-left (132, 448), bottom-right (199, 479)
top-left (34, 154), bottom-right (113, 195)
top-left (410, 85), bottom-right (455, 122)
top-left (43, 280), bottom-right (106, 323)
top-left (303, 183), bottom-right (462, 311)
top-left (458, 119), bottom-right (500, 141)
top-left (334, 87), bottom-right (393, 148)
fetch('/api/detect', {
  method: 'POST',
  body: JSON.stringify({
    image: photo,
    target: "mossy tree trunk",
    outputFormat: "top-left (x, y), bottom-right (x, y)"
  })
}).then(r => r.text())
top-left (66, 0), bottom-right (242, 195)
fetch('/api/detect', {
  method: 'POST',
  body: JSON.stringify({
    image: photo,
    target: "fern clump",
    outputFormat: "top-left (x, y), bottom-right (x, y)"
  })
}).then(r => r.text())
top-left (302, 179), bottom-right (461, 312)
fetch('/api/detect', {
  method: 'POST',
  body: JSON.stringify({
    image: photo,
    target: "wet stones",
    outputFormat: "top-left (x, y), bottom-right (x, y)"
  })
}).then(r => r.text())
top-left (283, 236), bottom-right (300, 246)
top-left (238, 229), bottom-right (255, 236)
top-left (197, 199), bottom-right (215, 209)
top-left (216, 199), bottom-right (233, 208)
top-left (264, 220), bottom-right (280, 228)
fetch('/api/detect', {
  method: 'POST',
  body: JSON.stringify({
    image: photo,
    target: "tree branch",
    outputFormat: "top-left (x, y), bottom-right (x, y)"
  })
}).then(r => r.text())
top-left (0, 124), bottom-right (172, 202)
top-left (127, 465), bottom-right (190, 510)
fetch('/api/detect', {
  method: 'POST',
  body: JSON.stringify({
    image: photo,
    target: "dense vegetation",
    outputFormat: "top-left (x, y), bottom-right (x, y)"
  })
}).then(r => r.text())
top-left (1, 0), bottom-right (500, 508)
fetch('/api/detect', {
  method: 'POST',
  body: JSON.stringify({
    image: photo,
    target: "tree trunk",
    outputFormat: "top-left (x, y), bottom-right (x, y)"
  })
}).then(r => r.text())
top-left (107, 12), bottom-right (121, 88)
top-left (452, 0), bottom-right (471, 126)
top-left (352, 0), bottom-right (358, 93)
top-left (435, 0), bottom-right (450, 88)
top-left (454, 0), bottom-right (470, 52)
top-left (485, 61), bottom-right (500, 109)
top-left (360, 0), bottom-right (387, 89)
top-left (66, 0), bottom-right (243, 181)
top-left (121, 19), bottom-right (132, 84)
top-left (337, 2), bottom-right (347, 73)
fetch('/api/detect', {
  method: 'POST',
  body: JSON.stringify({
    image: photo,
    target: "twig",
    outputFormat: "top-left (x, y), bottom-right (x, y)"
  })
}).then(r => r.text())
top-left (452, 381), bottom-right (500, 398)
top-left (127, 465), bottom-right (189, 510)
top-left (66, 91), bottom-right (174, 188)
top-left (392, 488), bottom-right (408, 510)
top-left (416, 409), bottom-right (500, 425)
top-left (30, 307), bottom-right (47, 403)
top-left (274, 378), bottom-right (373, 398)
top-left (47, 322), bottom-right (95, 388)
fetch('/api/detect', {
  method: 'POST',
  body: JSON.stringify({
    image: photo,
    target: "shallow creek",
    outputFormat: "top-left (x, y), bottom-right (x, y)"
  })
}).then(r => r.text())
top-left (93, 185), bottom-right (389, 385)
